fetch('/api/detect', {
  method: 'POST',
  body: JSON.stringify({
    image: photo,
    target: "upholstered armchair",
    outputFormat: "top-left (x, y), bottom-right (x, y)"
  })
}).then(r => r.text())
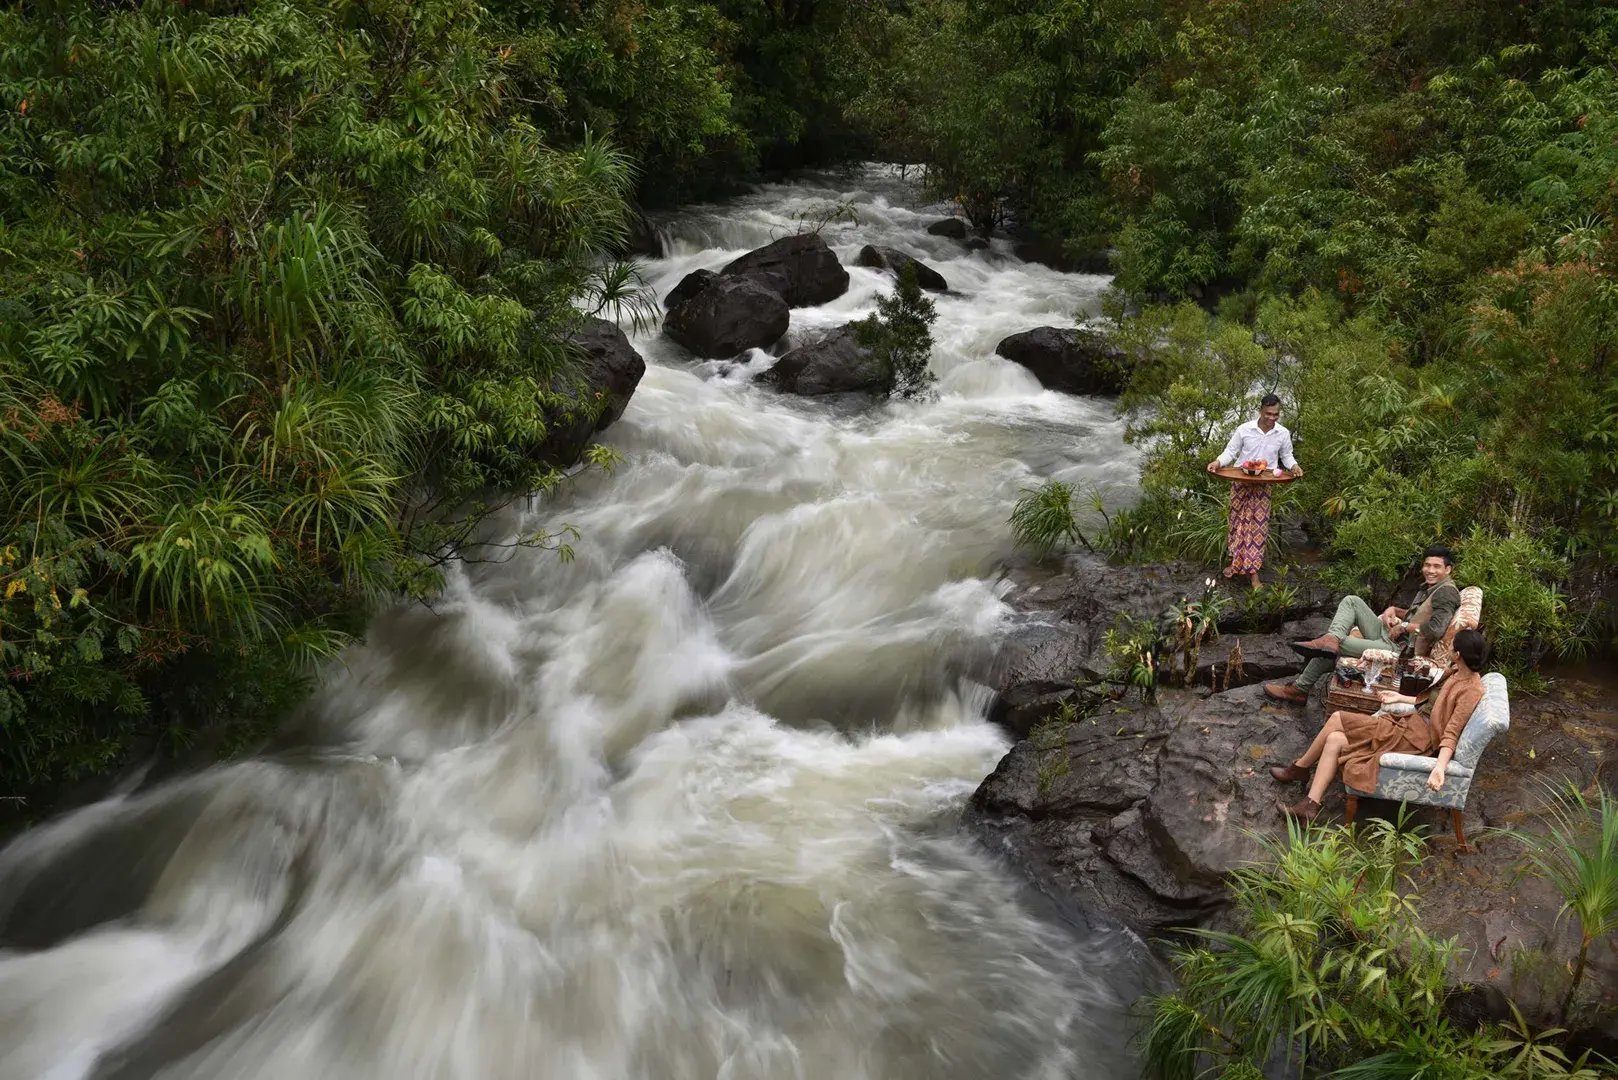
top-left (1342, 671), bottom-right (1510, 849)
top-left (1427, 585), bottom-right (1483, 666)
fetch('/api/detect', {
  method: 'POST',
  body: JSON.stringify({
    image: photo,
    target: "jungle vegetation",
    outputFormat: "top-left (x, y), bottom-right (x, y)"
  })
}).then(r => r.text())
top-left (3, 0), bottom-right (1615, 803)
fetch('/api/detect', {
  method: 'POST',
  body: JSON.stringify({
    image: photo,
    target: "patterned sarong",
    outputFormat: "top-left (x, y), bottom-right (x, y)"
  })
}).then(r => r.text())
top-left (1226, 482), bottom-right (1271, 575)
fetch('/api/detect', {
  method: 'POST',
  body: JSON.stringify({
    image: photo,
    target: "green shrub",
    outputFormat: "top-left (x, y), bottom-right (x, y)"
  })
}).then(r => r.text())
top-left (1142, 819), bottom-right (1613, 1079)
top-left (854, 262), bottom-right (938, 399)
top-left (0, 0), bottom-right (642, 801)
top-left (1495, 784), bottom-right (1618, 1025)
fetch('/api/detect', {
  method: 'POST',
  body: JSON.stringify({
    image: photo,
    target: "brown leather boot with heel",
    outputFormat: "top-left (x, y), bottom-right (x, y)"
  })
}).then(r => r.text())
top-left (1269, 763), bottom-right (1310, 783)
top-left (1263, 681), bottom-right (1308, 705)
top-left (1276, 796), bottom-right (1321, 823)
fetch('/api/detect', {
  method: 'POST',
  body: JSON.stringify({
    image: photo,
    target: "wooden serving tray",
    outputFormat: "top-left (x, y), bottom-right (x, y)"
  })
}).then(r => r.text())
top-left (1213, 466), bottom-right (1296, 484)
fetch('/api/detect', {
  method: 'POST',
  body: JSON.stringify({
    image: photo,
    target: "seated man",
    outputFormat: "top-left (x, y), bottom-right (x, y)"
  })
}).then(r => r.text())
top-left (1264, 545), bottom-right (1462, 704)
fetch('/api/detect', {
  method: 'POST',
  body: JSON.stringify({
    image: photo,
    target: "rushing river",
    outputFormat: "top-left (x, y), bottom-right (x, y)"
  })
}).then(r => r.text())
top-left (0, 165), bottom-right (1156, 1079)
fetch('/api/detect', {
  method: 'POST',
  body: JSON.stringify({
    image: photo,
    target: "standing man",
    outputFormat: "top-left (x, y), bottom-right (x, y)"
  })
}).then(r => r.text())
top-left (1206, 394), bottom-right (1302, 587)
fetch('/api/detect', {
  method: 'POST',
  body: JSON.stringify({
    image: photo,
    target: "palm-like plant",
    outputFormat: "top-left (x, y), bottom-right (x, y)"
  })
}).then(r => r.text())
top-left (1495, 782), bottom-right (1618, 1023)
top-left (1009, 479), bottom-right (1098, 557)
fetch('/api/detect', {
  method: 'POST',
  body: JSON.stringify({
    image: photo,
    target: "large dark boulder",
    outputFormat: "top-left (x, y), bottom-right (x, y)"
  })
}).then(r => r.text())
top-left (663, 268), bottom-right (716, 310)
top-left (540, 317), bottom-right (646, 466)
top-left (721, 234), bottom-right (849, 307)
top-left (665, 275), bottom-right (790, 359)
top-left (994, 326), bottom-right (1128, 396)
top-left (855, 245), bottom-right (948, 292)
top-left (927, 218), bottom-right (969, 240)
top-left (761, 324), bottom-right (887, 396)
top-left (969, 683), bottom-right (1310, 930)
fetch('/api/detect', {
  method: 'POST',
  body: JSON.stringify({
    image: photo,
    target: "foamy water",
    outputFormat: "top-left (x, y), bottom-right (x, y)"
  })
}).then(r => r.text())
top-left (0, 165), bottom-right (1152, 1080)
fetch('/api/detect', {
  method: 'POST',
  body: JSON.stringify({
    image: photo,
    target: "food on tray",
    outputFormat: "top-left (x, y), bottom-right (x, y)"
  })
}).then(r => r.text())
top-left (1239, 458), bottom-right (1269, 476)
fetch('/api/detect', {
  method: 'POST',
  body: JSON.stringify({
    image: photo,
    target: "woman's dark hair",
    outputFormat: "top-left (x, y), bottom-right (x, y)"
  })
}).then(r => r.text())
top-left (1260, 392), bottom-right (1282, 409)
top-left (1453, 628), bottom-right (1489, 672)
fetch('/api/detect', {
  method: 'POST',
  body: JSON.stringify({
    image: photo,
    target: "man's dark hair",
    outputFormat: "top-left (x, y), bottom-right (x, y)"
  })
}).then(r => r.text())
top-left (1260, 393), bottom-right (1282, 409)
top-left (1423, 544), bottom-right (1456, 567)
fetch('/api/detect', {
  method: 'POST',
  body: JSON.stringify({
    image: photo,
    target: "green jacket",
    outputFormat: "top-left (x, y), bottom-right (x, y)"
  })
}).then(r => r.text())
top-left (1408, 579), bottom-right (1462, 648)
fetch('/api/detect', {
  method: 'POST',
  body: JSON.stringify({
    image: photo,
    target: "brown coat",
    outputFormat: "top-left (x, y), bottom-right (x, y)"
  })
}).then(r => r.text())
top-left (1337, 668), bottom-right (1484, 792)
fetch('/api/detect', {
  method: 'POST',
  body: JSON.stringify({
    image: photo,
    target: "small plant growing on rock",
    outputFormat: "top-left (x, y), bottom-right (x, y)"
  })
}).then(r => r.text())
top-left (1495, 782), bottom-right (1618, 1024)
top-left (1009, 479), bottom-right (1099, 558)
top-left (854, 262), bottom-right (937, 399)
top-left (1031, 694), bottom-right (1093, 795)
top-left (1167, 580), bottom-right (1231, 686)
top-left (1103, 618), bottom-right (1160, 702)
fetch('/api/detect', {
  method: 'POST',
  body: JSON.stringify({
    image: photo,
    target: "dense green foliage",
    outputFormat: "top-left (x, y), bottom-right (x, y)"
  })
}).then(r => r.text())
top-left (1142, 819), bottom-right (1612, 1079)
top-left (0, 0), bottom-right (662, 799)
top-left (4, 0), bottom-right (1615, 800)
top-left (866, 1), bottom-right (1618, 671)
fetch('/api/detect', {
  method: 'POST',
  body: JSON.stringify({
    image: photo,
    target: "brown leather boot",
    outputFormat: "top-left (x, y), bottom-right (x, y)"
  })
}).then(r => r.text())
top-left (1263, 681), bottom-right (1309, 704)
top-left (1269, 763), bottom-right (1310, 783)
top-left (1277, 796), bottom-right (1321, 823)
top-left (1291, 634), bottom-right (1342, 660)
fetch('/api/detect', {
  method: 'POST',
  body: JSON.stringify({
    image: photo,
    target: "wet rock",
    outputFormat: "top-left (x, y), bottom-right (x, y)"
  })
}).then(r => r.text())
top-left (665, 275), bottom-right (790, 359)
top-left (927, 218), bottom-right (969, 240)
top-left (974, 700), bottom-right (1171, 821)
top-left (664, 268), bottom-right (716, 310)
top-left (721, 234), bottom-right (849, 308)
top-left (990, 557), bottom-right (1337, 730)
top-left (609, 209), bottom-right (663, 259)
top-left (540, 318), bottom-right (647, 466)
top-left (760, 324), bottom-right (887, 396)
top-left (971, 683), bottom-right (1310, 929)
top-left (855, 245), bottom-right (948, 292)
top-left (1099, 807), bottom-right (1221, 906)
top-left (994, 326), bottom-right (1128, 396)
top-left (1143, 684), bottom-right (1310, 890)
top-left (964, 237), bottom-right (991, 252)
top-left (1192, 618), bottom-right (1328, 691)
top-left (991, 559), bottom-right (1220, 716)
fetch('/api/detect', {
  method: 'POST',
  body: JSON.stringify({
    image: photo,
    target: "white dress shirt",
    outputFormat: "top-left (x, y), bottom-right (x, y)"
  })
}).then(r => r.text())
top-left (1217, 420), bottom-right (1297, 470)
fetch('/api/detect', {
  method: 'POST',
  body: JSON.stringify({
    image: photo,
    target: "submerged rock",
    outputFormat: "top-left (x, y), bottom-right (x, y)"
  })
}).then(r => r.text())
top-left (994, 326), bottom-right (1128, 395)
top-left (665, 275), bottom-right (790, 359)
top-left (855, 245), bottom-right (948, 292)
top-left (721, 234), bottom-right (849, 307)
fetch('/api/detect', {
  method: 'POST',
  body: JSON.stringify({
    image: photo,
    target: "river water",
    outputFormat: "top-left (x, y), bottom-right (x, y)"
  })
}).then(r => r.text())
top-left (0, 166), bottom-right (1155, 1079)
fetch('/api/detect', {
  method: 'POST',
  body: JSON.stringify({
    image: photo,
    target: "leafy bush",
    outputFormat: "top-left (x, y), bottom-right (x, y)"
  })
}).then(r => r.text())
top-left (1143, 819), bottom-right (1613, 1079)
top-left (854, 263), bottom-right (938, 398)
top-left (0, 0), bottom-right (646, 802)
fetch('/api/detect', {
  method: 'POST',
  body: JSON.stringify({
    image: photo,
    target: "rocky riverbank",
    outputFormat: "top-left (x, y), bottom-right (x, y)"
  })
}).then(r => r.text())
top-left (970, 554), bottom-right (1618, 1043)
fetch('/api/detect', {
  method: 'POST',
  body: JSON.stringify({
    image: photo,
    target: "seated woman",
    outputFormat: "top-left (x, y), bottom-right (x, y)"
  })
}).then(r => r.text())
top-left (1271, 629), bottom-right (1489, 822)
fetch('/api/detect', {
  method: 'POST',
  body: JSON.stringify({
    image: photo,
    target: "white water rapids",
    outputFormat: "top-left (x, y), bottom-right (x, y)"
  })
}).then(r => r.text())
top-left (0, 166), bottom-right (1158, 1079)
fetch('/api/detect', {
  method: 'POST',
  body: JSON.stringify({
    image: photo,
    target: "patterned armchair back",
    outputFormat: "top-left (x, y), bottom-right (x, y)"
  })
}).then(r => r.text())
top-left (1452, 671), bottom-right (1509, 771)
top-left (1429, 586), bottom-right (1484, 666)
